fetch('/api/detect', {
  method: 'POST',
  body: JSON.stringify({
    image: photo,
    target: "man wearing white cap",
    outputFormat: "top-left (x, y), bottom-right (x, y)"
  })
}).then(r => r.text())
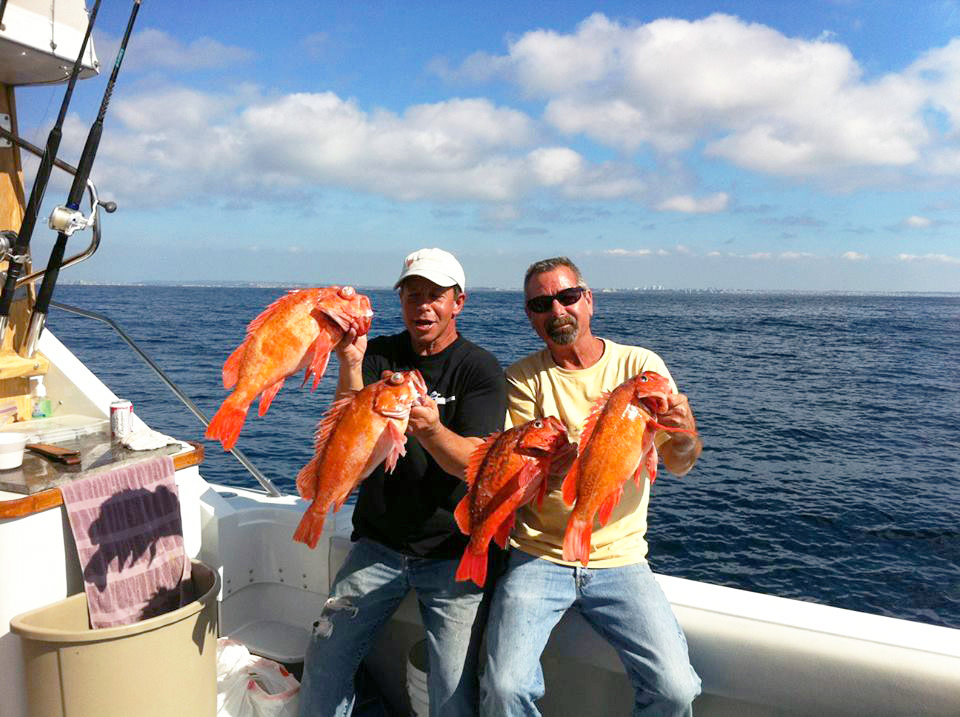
top-left (299, 248), bottom-right (506, 717)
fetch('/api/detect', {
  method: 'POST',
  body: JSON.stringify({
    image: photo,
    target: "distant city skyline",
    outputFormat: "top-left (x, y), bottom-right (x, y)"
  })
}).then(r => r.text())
top-left (13, 1), bottom-right (960, 291)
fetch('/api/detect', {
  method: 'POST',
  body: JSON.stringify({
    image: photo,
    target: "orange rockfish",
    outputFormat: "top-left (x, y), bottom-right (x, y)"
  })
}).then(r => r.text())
top-left (454, 417), bottom-right (573, 586)
top-left (293, 369), bottom-right (428, 549)
top-left (205, 286), bottom-right (373, 451)
top-left (561, 371), bottom-right (691, 566)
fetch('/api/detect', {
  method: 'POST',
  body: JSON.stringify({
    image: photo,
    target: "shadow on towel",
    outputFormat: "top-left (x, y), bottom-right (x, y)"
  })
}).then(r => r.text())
top-left (82, 485), bottom-right (184, 592)
top-left (60, 455), bottom-right (192, 628)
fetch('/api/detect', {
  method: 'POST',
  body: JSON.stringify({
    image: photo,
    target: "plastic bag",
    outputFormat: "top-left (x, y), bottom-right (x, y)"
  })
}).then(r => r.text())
top-left (217, 638), bottom-right (300, 717)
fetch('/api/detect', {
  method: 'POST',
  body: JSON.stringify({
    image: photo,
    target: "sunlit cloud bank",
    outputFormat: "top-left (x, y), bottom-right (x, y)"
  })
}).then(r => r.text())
top-left (450, 13), bottom-right (960, 178)
top-left (897, 253), bottom-right (960, 264)
top-left (74, 16), bottom-right (960, 221)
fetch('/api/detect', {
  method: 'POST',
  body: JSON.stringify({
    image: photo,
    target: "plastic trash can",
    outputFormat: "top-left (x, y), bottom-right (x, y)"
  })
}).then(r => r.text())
top-left (10, 559), bottom-right (219, 717)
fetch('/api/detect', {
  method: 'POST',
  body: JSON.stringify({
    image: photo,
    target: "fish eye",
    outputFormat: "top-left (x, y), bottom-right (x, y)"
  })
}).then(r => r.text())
top-left (639, 375), bottom-right (648, 382)
top-left (533, 420), bottom-right (543, 428)
top-left (339, 286), bottom-right (355, 298)
top-left (389, 372), bottom-right (404, 385)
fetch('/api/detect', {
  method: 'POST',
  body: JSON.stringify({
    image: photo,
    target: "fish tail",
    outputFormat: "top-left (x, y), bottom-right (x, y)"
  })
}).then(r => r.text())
top-left (292, 504), bottom-right (327, 550)
top-left (562, 516), bottom-right (592, 567)
top-left (455, 546), bottom-right (488, 587)
top-left (205, 397), bottom-right (249, 451)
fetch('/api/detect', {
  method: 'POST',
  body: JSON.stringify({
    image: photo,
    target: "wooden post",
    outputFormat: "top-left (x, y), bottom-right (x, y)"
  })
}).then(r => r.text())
top-left (0, 82), bottom-right (47, 420)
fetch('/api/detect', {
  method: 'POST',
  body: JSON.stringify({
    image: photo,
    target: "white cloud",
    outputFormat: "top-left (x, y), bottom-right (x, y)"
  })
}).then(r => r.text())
top-left (903, 215), bottom-right (933, 228)
top-left (841, 251), bottom-right (868, 261)
top-left (79, 12), bottom-right (960, 217)
top-left (604, 248), bottom-right (654, 257)
top-left (103, 29), bottom-right (254, 72)
top-left (897, 253), bottom-right (960, 264)
top-left (90, 86), bottom-right (666, 208)
top-left (602, 247), bottom-right (670, 257)
top-left (656, 193), bottom-right (729, 213)
top-left (456, 12), bottom-right (946, 178)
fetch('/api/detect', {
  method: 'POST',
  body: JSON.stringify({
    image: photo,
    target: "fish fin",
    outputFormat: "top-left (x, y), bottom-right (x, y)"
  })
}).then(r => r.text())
top-left (313, 306), bottom-right (352, 333)
top-left (454, 494), bottom-right (472, 535)
top-left (358, 420), bottom-right (408, 478)
top-left (380, 420), bottom-right (408, 475)
top-left (536, 472), bottom-right (548, 508)
top-left (455, 547), bottom-right (488, 587)
top-left (205, 397), bottom-right (249, 452)
top-left (465, 432), bottom-right (499, 488)
top-left (246, 290), bottom-right (301, 333)
top-left (562, 517), bottom-right (592, 566)
top-left (222, 341), bottom-right (247, 389)
top-left (313, 391), bottom-right (357, 456)
top-left (257, 378), bottom-right (285, 417)
top-left (493, 513), bottom-right (515, 549)
top-left (598, 486), bottom-right (623, 526)
top-left (292, 503), bottom-right (327, 550)
top-left (295, 455), bottom-right (320, 500)
top-left (578, 391), bottom-right (611, 452)
top-left (561, 457), bottom-right (581, 506)
top-left (333, 490), bottom-right (355, 512)
top-left (646, 445), bottom-right (659, 485)
top-left (480, 469), bottom-right (529, 525)
top-left (303, 337), bottom-right (333, 391)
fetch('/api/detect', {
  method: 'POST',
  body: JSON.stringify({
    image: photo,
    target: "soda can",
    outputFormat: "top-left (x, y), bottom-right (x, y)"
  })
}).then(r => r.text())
top-left (110, 400), bottom-right (134, 438)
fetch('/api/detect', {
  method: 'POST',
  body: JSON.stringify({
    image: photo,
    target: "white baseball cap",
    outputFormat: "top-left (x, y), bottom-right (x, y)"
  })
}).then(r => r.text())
top-left (394, 248), bottom-right (466, 292)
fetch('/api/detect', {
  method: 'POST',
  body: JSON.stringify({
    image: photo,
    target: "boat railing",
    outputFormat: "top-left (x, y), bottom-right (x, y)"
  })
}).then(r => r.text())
top-left (49, 300), bottom-right (284, 497)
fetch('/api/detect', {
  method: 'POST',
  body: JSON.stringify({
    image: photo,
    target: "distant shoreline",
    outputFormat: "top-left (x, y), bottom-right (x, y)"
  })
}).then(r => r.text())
top-left (57, 281), bottom-right (960, 297)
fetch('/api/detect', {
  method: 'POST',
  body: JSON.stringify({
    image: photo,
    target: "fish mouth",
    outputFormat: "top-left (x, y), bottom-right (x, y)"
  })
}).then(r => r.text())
top-left (639, 394), bottom-right (669, 416)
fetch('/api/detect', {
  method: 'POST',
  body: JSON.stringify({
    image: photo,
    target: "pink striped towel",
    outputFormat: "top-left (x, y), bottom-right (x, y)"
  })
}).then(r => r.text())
top-left (59, 454), bottom-right (192, 629)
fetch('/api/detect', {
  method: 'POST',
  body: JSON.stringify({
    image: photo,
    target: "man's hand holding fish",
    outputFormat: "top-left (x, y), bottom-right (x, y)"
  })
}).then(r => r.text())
top-left (297, 248), bottom-right (506, 717)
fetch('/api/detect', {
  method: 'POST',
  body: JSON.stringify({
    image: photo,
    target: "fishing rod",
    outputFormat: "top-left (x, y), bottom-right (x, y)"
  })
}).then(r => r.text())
top-left (20, 0), bottom-right (142, 359)
top-left (0, 0), bottom-right (102, 341)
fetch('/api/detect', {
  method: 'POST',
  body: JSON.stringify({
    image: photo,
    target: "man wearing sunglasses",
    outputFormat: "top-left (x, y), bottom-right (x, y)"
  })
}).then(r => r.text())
top-left (480, 256), bottom-right (703, 717)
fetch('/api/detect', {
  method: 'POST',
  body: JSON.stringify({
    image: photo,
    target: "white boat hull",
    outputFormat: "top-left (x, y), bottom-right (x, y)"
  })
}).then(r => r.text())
top-left (3, 330), bottom-right (959, 716)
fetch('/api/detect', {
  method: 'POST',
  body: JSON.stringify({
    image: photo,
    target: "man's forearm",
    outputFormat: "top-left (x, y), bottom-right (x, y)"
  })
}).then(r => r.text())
top-left (661, 433), bottom-right (702, 476)
top-left (335, 361), bottom-right (363, 399)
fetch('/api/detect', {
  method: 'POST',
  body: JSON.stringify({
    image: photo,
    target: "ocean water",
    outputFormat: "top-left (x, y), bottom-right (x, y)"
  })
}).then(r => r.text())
top-left (47, 285), bottom-right (960, 629)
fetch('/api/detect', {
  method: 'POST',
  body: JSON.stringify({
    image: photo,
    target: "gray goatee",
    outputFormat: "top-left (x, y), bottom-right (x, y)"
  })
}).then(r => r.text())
top-left (547, 316), bottom-right (578, 345)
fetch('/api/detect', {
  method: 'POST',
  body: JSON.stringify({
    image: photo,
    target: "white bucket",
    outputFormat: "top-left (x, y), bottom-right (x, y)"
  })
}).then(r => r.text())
top-left (407, 639), bottom-right (429, 717)
top-left (0, 432), bottom-right (27, 470)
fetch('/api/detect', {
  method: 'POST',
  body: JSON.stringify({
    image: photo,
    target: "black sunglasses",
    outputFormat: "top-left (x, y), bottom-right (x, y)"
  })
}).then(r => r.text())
top-left (525, 286), bottom-right (587, 313)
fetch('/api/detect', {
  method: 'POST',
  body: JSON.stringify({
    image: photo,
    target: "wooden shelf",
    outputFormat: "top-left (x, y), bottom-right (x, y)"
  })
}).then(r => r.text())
top-left (0, 350), bottom-right (48, 381)
top-left (0, 441), bottom-right (205, 519)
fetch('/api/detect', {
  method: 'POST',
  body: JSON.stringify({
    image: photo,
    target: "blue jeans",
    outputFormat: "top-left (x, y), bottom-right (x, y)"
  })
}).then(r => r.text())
top-left (298, 538), bottom-right (486, 717)
top-left (480, 551), bottom-right (700, 717)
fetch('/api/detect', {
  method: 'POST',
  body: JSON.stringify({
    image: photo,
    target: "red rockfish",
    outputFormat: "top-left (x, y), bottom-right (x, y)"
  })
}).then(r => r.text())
top-left (455, 417), bottom-right (573, 586)
top-left (293, 369), bottom-right (428, 549)
top-left (561, 371), bottom-right (691, 567)
top-left (205, 286), bottom-right (373, 451)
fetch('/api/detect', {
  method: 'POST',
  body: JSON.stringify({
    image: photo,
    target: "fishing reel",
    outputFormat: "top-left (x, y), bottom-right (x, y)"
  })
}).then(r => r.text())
top-left (47, 186), bottom-right (117, 238)
top-left (0, 230), bottom-right (26, 264)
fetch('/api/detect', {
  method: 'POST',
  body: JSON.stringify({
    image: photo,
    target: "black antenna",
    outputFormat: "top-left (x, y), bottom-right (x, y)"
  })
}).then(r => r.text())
top-left (20, 0), bottom-right (143, 358)
top-left (0, 0), bottom-right (102, 340)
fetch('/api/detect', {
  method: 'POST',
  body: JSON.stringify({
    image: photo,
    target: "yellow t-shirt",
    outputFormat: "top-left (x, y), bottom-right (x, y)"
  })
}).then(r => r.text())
top-left (504, 339), bottom-right (677, 567)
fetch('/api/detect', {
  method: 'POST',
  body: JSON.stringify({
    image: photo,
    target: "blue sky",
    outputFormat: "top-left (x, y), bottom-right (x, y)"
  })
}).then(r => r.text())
top-left (12, 1), bottom-right (960, 290)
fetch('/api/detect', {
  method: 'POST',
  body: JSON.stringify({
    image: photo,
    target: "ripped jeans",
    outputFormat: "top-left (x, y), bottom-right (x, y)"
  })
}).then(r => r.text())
top-left (298, 538), bottom-right (485, 717)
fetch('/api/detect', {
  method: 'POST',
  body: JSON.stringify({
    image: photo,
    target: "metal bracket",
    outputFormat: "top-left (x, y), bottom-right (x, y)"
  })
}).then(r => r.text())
top-left (0, 114), bottom-right (10, 148)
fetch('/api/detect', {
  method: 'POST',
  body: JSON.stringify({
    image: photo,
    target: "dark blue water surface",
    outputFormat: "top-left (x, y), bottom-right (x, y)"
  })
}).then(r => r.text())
top-left (48, 286), bottom-right (960, 629)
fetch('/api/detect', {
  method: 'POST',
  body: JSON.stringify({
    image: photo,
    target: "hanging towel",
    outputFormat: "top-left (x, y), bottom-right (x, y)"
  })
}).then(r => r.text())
top-left (59, 454), bottom-right (193, 629)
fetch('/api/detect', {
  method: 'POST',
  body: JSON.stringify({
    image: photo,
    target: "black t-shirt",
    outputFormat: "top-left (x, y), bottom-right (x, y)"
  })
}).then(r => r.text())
top-left (352, 331), bottom-right (506, 558)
